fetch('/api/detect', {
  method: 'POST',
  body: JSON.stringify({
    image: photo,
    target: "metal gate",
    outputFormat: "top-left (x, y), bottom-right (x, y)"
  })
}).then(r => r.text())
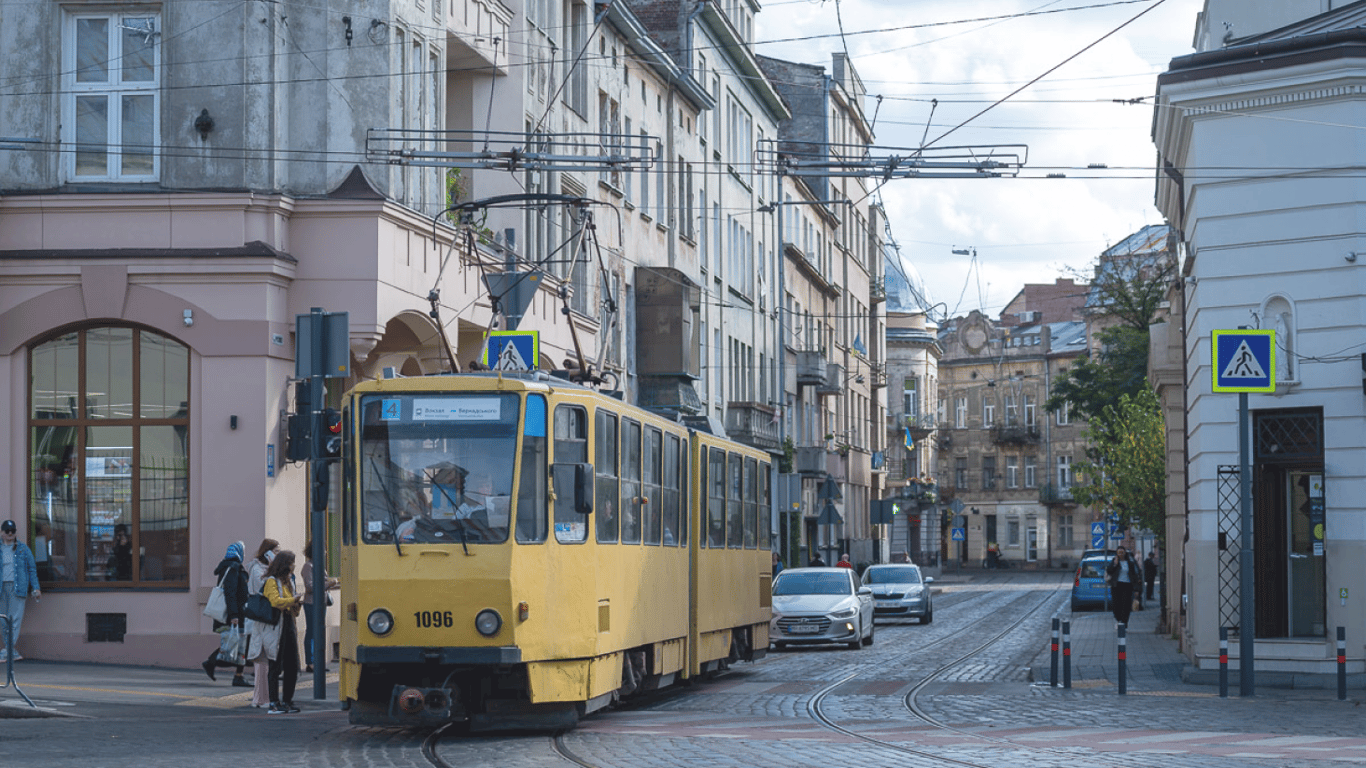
top-left (1216, 465), bottom-right (1242, 635)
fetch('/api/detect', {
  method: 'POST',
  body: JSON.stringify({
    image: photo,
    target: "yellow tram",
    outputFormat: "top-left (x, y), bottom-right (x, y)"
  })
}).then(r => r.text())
top-left (337, 371), bottom-right (773, 728)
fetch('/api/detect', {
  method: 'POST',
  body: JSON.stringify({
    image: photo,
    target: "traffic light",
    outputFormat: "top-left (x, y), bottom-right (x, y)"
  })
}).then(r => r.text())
top-left (316, 407), bottom-right (342, 459)
top-left (285, 381), bottom-right (312, 463)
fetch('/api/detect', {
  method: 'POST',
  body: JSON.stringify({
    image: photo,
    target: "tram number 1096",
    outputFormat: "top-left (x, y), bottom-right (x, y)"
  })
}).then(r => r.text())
top-left (414, 610), bottom-right (455, 628)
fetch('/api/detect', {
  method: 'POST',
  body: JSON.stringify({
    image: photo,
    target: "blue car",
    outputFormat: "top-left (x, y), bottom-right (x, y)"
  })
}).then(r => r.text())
top-left (1071, 555), bottom-right (1112, 611)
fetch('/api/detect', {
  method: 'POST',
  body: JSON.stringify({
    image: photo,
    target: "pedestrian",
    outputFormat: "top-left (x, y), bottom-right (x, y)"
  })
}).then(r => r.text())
top-left (771, 550), bottom-right (784, 577)
top-left (257, 550), bottom-right (304, 714)
top-left (202, 541), bottom-right (251, 686)
top-left (300, 540), bottom-right (338, 674)
top-left (835, 553), bottom-right (854, 569)
top-left (1106, 546), bottom-right (1142, 625)
top-left (0, 519), bottom-right (41, 661)
top-left (808, 554), bottom-right (827, 567)
top-left (108, 524), bottom-right (133, 581)
top-left (1143, 550), bottom-right (1159, 601)
top-left (244, 538), bottom-right (279, 708)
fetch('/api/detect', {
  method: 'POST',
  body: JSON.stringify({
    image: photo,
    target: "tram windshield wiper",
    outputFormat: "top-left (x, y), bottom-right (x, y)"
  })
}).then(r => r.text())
top-left (370, 457), bottom-right (404, 556)
top-left (425, 470), bottom-right (472, 556)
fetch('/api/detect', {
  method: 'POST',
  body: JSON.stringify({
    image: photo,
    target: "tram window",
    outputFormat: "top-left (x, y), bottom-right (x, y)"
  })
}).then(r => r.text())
top-left (621, 419), bottom-right (642, 544)
top-left (727, 453), bottom-right (743, 548)
top-left (759, 462), bottom-right (771, 550)
top-left (553, 405), bottom-right (589, 543)
top-left (595, 410), bottom-right (619, 544)
top-left (678, 443), bottom-right (689, 547)
top-left (662, 434), bottom-right (680, 546)
top-left (707, 448), bottom-right (725, 547)
top-left (743, 457), bottom-right (758, 549)
top-left (643, 428), bottom-right (663, 545)
top-left (517, 395), bottom-right (549, 543)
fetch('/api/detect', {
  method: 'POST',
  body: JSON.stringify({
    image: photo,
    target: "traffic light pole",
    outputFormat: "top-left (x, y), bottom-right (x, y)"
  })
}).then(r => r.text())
top-left (308, 308), bottom-right (328, 700)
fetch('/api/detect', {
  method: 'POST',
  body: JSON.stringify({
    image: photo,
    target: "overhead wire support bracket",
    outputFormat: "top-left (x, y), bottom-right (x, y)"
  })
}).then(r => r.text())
top-left (367, 128), bottom-right (658, 173)
top-left (756, 139), bottom-right (1027, 179)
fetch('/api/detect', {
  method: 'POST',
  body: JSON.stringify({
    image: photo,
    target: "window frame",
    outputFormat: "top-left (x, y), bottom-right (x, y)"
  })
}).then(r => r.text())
top-left (63, 10), bottom-right (162, 182)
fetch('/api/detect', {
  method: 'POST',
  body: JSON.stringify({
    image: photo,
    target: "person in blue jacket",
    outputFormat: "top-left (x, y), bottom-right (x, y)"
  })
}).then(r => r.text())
top-left (0, 519), bottom-right (42, 661)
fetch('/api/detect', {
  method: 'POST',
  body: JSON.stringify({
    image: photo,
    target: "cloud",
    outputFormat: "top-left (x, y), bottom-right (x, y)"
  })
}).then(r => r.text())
top-left (757, 0), bottom-right (1203, 315)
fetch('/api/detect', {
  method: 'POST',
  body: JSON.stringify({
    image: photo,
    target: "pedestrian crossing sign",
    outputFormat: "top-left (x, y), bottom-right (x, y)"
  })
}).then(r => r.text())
top-left (482, 331), bottom-right (539, 372)
top-left (1212, 329), bottom-right (1275, 393)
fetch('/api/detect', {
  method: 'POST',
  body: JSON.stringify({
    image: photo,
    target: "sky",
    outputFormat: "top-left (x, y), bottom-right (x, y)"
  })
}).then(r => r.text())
top-left (755, 0), bottom-right (1207, 319)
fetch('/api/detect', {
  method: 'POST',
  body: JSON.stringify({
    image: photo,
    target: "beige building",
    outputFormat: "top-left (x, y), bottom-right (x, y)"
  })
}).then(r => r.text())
top-left (935, 310), bottom-right (1094, 569)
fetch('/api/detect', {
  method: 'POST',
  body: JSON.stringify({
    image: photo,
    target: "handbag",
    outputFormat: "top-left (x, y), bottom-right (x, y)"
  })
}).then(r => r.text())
top-left (216, 625), bottom-right (246, 666)
top-left (245, 592), bottom-right (280, 626)
top-left (202, 580), bottom-right (228, 623)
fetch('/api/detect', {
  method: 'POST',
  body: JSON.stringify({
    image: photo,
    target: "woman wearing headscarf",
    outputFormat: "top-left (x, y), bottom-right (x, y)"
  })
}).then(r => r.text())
top-left (201, 541), bottom-right (250, 687)
top-left (244, 538), bottom-right (279, 708)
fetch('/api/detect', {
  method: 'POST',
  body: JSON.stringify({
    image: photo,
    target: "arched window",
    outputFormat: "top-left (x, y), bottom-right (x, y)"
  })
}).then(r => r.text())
top-left (28, 326), bottom-right (190, 587)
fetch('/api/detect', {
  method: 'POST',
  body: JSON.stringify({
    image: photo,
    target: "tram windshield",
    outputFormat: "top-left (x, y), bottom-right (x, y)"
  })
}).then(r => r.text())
top-left (357, 393), bottom-right (520, 545)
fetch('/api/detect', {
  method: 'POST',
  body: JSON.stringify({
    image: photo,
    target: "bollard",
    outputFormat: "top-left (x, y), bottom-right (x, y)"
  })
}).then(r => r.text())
top-left (1117, 623), bottom-right (1127, 695)
top-left (1062, 618), bottom-right (1072, 689)
top-left (1050, 616), bottom-right (1060, 687)
top-left (1338, 627), bottom-right (1347, 702)
top-left (1219, 626), bottom-right (1228, 698)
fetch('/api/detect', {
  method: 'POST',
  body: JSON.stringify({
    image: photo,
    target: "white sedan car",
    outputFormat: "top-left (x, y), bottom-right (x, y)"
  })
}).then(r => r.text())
top-left (770, 567), bottom-right (875, 650)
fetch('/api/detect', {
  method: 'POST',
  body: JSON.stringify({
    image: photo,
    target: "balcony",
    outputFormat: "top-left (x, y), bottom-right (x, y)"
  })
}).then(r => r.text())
top-left (992, 423), bottom-right (1041, 445)
top-left (725, 401), bottom-right (781, 451)
top-left (900, 412), bottom-right (938, 440)
top-left (796, 350), bottom-right (826, 386)
top-left (795, 445), bottom-right (828, 476)
top-left (815, 363), bottom-right (845, 397)
top-left (1040, 483), bottom-right (1076, 505)
top-left (870, 276), bottom-right (887, 304)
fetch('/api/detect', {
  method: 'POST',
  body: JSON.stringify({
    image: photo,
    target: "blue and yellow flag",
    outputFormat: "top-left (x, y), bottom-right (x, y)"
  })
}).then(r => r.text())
top-left (904, 426), bottom-right (914, 451)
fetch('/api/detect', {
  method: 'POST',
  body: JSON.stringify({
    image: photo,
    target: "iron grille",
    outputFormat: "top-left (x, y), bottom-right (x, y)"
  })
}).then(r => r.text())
top-left (1216, 465), bottom-right (1241, 635)
top-left (1255, 410), bottom-right (1322, 461)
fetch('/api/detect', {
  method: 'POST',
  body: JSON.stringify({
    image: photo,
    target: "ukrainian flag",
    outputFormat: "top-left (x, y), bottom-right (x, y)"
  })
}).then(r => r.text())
top-left (904, 426), bottom-right (914, 451)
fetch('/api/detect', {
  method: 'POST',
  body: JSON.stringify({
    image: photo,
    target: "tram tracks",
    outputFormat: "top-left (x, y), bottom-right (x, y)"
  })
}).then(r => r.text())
top-left (431, 573), bottom-right (1109, 768)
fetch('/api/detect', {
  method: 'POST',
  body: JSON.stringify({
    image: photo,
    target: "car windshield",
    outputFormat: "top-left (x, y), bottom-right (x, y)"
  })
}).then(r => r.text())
top-left (773, 572), bottom-right (852, 596)
top-left (863, 566), bottom-right (921, 585)
top-left (1079, 561), bottom-right (1107, 579)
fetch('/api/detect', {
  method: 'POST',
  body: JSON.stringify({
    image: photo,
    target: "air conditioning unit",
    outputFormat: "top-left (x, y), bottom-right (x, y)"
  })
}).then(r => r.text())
top-left (1018, 310), bottom-right (1040, 324)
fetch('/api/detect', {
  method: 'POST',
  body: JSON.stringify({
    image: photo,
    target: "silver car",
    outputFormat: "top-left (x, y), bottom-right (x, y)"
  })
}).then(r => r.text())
top-left (770, 567), bottom-right (875, 650)
top-left (862, 564), bottom-right (934, 623)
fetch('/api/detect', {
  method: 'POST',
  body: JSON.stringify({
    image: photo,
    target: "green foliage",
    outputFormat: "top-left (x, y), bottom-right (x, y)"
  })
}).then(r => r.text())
top-left (1045, 325), bottom-right (1150, 423)
top-left (779, 436), bottom-right (795, 474)
top-left (1070, 387), bottom-right (1165, 542)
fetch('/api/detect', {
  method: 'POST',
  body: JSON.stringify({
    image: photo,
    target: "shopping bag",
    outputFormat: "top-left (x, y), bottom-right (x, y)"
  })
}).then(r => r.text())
top-left (202, 583), bottom-right (228, 623)
top-left (216, 625), bottom-right (246, 666)
top-left (245, 593), bottom-right (280, 625)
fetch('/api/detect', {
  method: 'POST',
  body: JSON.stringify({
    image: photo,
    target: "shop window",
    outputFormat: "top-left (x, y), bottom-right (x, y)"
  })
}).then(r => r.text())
top-left (29, 326), bottom-right (189, 587)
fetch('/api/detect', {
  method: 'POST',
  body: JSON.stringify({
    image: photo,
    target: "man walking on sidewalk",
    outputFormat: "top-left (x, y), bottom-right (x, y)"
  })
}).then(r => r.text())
top-left (1143, 550), bottom-right (1158, 601)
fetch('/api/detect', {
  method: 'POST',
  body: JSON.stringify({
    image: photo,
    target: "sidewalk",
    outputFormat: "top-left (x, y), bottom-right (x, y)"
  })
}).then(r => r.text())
top-left (1029, 600), bottom-right (1199, 693)
top-left (0, 659), bottom-right (342, 719)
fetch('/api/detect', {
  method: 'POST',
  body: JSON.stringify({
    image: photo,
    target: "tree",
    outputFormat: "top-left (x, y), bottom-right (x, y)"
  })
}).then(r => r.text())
top-left (1045, 239), bottom-right (1175, 423)
top-left (1070, 387), bottom-right (1165, 541)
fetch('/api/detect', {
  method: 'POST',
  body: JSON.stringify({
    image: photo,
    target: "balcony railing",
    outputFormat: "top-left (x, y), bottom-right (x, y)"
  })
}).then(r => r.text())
top-left (899, 412), bottom-right (938, 438)
top-left (796, 350), bottom-right (826, 386)
top-left (992, 423), bottom-right (1041, 444)
top-left (795, 445), bottom-right (828, 475)
top-left (815, 363), bottom-right (845, 396)
top-left (1040, 483), bottom-right (1076, 504)
top-left (725, 401), bottom-right (781, 451)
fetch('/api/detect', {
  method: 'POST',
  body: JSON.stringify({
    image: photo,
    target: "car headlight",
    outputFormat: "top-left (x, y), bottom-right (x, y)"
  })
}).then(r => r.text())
top-left (367, 608), bottom-right (394, 637)
top-left (907, 586), bottom-right (923, 596)
top-left (830, 607), bottom-right (858, 619)
top-left (475, 608), bottom-right (502, 637)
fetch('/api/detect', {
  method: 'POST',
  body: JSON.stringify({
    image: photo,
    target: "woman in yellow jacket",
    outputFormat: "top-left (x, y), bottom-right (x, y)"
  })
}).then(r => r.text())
top-left (260, 550), bottom-right (304, 714)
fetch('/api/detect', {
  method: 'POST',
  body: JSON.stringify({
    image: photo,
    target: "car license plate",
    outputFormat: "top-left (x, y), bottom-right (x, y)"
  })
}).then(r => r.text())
top-left (876, 600), bottom-right (899, 609)
top-left (787, 624), bottom-right (821, 634)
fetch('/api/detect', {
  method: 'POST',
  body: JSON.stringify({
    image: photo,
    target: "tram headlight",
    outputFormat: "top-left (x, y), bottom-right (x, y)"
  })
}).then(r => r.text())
top-left (367, 608), bottom-right (394, 637)
top-left (475, 609), bottom-right (503, 637)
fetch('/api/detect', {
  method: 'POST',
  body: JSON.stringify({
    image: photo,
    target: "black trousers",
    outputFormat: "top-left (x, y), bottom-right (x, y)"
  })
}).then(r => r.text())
top-left (1145, 577), bottom-right (1156, 600)
top-left (268, 615), bottom-right (300, 704)
top-left (1112, 581), bottom-right (1135, 625)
